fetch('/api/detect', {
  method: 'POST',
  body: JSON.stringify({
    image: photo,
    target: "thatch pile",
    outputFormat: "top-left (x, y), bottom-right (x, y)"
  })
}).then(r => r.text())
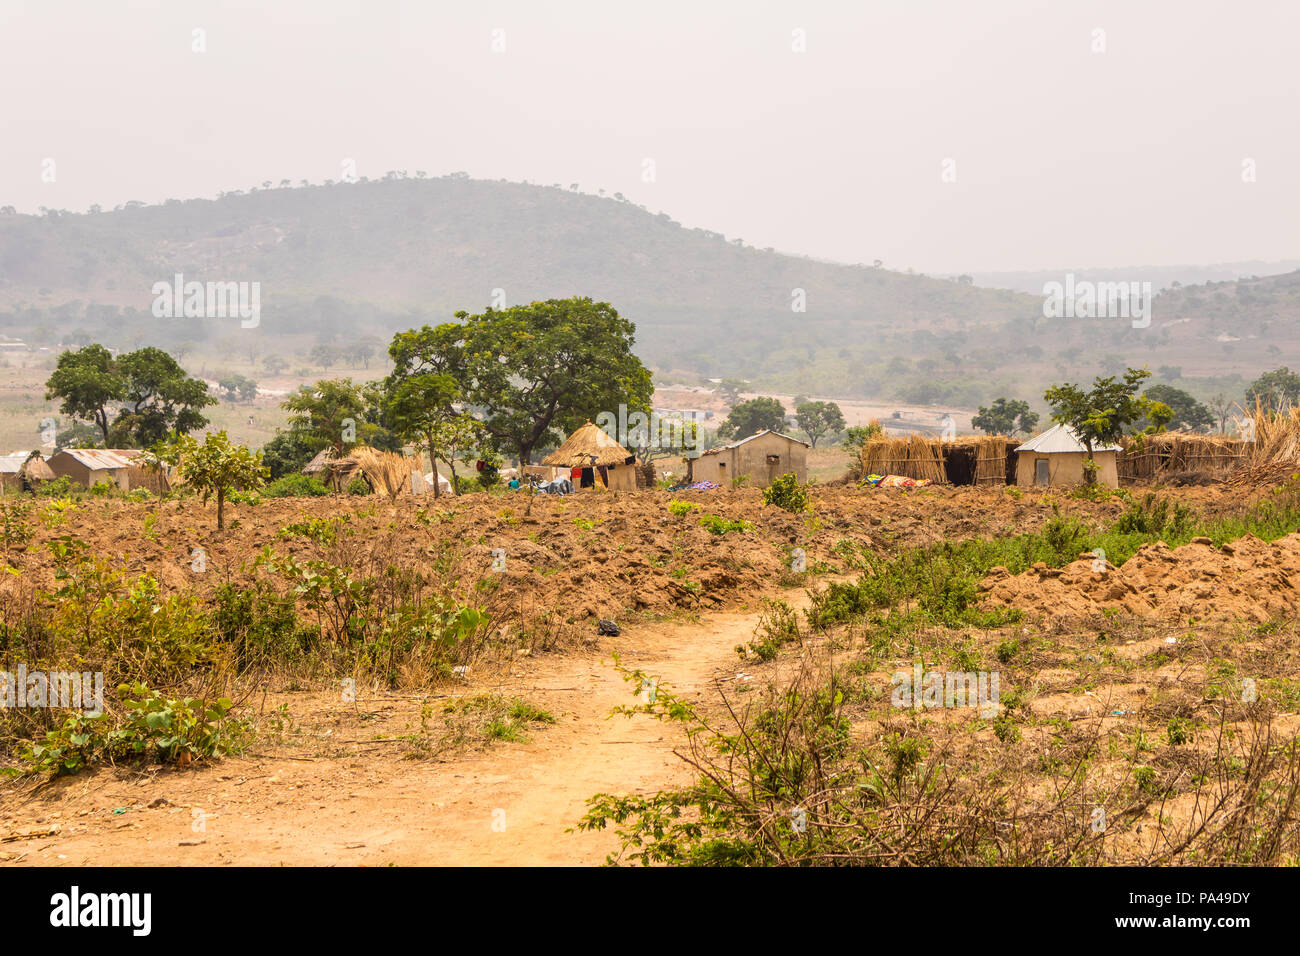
top-left (302, 447), bottom-right (364, 491)
top-left (542, 421), bottom-right (635, 468)
top-left (351, 447), bottom-right (422, 500)
top-left (20, 453), bottom-right (55, 483)
top-left (1118, 433), bottom-right (1247, 480)
top-left (858, 435), bottom-right (1014, 485)
top-left (860, 434), bottom-right (946, 482)
top-left (1229, 404), bottom-right (1300, 485)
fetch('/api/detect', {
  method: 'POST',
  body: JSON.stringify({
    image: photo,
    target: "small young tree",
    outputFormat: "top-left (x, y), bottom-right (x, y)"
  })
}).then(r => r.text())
top-left (178, 430), bottom-right (268, 530)
top-left (1043, 368), bottom-right (1155, 484)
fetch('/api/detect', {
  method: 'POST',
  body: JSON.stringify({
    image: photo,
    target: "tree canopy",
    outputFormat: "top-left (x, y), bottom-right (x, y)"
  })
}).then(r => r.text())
top-left (718, 396), bottom-right (787, 440)
top-left (1142, 384), bottom-right (1213, 432)
top-left (45, 344), bottom-right (215, 447)
top-left (794, 400), bottom-right (845, 448)
top-left (386, 297), bottom-right (652, 464)
top-left (972, 398), bottom-right (1039, 436)
top-left (1245, 367), bottom-right (1300, 413)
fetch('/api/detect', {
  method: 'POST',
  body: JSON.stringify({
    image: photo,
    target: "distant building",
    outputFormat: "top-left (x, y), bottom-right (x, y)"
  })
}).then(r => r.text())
top-left (693, 430), bottom-right (808, 488)
top-left (46, 448), bottom-right (140, 489)
top-left (0, 452), bottom-right (55, 494)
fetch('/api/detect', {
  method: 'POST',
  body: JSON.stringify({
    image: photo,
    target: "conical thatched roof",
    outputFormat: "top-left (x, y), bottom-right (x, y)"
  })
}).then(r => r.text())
top-left (21, 452), bottom-right (55, 481)
top-left (542, 421), bottom-right (635, 467)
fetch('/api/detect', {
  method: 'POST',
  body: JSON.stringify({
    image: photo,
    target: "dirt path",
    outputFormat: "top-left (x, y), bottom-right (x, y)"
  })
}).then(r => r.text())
top-left (1, 608), bottom-right (769, 867)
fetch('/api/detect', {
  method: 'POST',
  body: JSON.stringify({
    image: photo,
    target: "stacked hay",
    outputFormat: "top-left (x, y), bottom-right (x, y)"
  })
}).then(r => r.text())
top-left (1230, 404), bottom-right (1300, 485)
top-left (859, 434), bottom-right (946, 483)
top-left (1119, 433), bottom-right (1247, 481)
top-left (971, 436), bottom-right (1014, 486)
top-left (351, 447), bottom-right (422, 500)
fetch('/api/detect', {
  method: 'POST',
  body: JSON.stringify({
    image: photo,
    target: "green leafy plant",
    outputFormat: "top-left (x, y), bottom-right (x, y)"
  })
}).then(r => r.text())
top-left (762, 473), bottom-right (809, 513)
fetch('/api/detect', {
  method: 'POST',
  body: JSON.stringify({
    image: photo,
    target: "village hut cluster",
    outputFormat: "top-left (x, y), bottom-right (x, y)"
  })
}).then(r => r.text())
top-left (0, 448), bottom-right (170, 495)
top-left (858, 424), bottom-right (1252, 490)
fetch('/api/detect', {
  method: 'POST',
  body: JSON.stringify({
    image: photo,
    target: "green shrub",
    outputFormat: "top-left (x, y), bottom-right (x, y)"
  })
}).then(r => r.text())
top-left (212, 581), bottom-right (309, 670)
top-left (346, 476), bottom-right (371, 496)
top-left (262, 474), bottom-right (330, 498)
top-left (698, 514), bottom-right (754, 535)
top-left (18, 683), bottom-right (248, 777)
top-left (668, 499), bottom-right (701, 517)
top-left (762, 473), bottom-right (809, 513)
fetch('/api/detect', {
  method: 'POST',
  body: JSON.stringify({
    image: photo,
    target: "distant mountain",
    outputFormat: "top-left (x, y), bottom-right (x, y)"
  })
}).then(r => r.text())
top-left (1, 175), bottom-right (1296, 409)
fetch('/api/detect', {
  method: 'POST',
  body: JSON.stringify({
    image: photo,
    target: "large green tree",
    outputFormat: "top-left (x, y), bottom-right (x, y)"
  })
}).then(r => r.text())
top-left (718, 396), bottom-right (787, 440)
top-left (45, 344), bottom-right (215, 447)
top-left (387, 297), bottom-right (653, 464)
top-left (972, 398), bottom-right (1039, 436)
top-left (1143, 384), bottom-right (1213, 432)
top-left (794, 400), bottom-right (845, 449)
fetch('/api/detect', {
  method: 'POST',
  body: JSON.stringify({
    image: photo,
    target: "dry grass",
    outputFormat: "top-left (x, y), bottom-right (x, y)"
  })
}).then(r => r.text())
top-left (1119, 433), bottom-right (1247, 480)
top-left (858, 434), bottom-right (1013, 485)
top-left (351, 447), bottom-right (422, 500)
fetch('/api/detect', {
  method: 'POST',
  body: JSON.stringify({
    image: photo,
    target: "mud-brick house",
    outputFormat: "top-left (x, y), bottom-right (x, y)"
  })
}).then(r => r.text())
top-left (693, 430), bottom-right (809, 488)
top-left (1014, 423), bottom-right (1120, 489)
top-left (45, 448), bottom-right (139, 490)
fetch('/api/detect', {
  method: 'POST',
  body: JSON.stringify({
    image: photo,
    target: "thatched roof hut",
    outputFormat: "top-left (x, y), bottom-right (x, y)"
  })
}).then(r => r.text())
top-left (542, 421), bottom-right (636, 468)
top-left (21, 453), bottom-right (55, 483)
top-left (302, 447), bottom-right (362, 491)
top-left (542, 421), bottom-right (637, 490)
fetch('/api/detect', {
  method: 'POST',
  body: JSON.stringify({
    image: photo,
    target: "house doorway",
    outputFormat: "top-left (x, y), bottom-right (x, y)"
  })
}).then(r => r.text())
top-left (1035, 458), bottom-right (1050, 486)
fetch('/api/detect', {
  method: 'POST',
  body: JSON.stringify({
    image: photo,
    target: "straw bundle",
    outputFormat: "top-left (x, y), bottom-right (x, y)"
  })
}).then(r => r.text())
top-left (1229, 402), bottom-right (1300, 485)
top-left (859, 434), bottom-right (946, 482)
top-left (351, 447), bottom-right (421, 500)
top-left (858, 434), bottom-right (1015, 485)
top-left (1119, 433), bottom-right (1247, 481)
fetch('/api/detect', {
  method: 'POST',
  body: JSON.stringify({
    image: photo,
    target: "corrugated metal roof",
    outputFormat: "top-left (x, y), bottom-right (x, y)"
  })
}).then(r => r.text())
top-left (54, 448), bottom-right (138, 470)
top-left (1015, 423), bottom-right (1121, 454)
top-left (701, 429), bottom-right (810, 456)
top-left (0, 454), bottom-right (29, 474)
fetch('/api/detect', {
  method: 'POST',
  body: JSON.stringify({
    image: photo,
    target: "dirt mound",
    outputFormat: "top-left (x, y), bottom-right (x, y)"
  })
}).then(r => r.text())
top-left (979, 533), bottom-right (1300, 623)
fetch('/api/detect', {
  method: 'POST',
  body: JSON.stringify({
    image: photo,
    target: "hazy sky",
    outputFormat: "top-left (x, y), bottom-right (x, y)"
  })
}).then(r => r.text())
top-left (2, 0), bottom-right (1297, 273)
